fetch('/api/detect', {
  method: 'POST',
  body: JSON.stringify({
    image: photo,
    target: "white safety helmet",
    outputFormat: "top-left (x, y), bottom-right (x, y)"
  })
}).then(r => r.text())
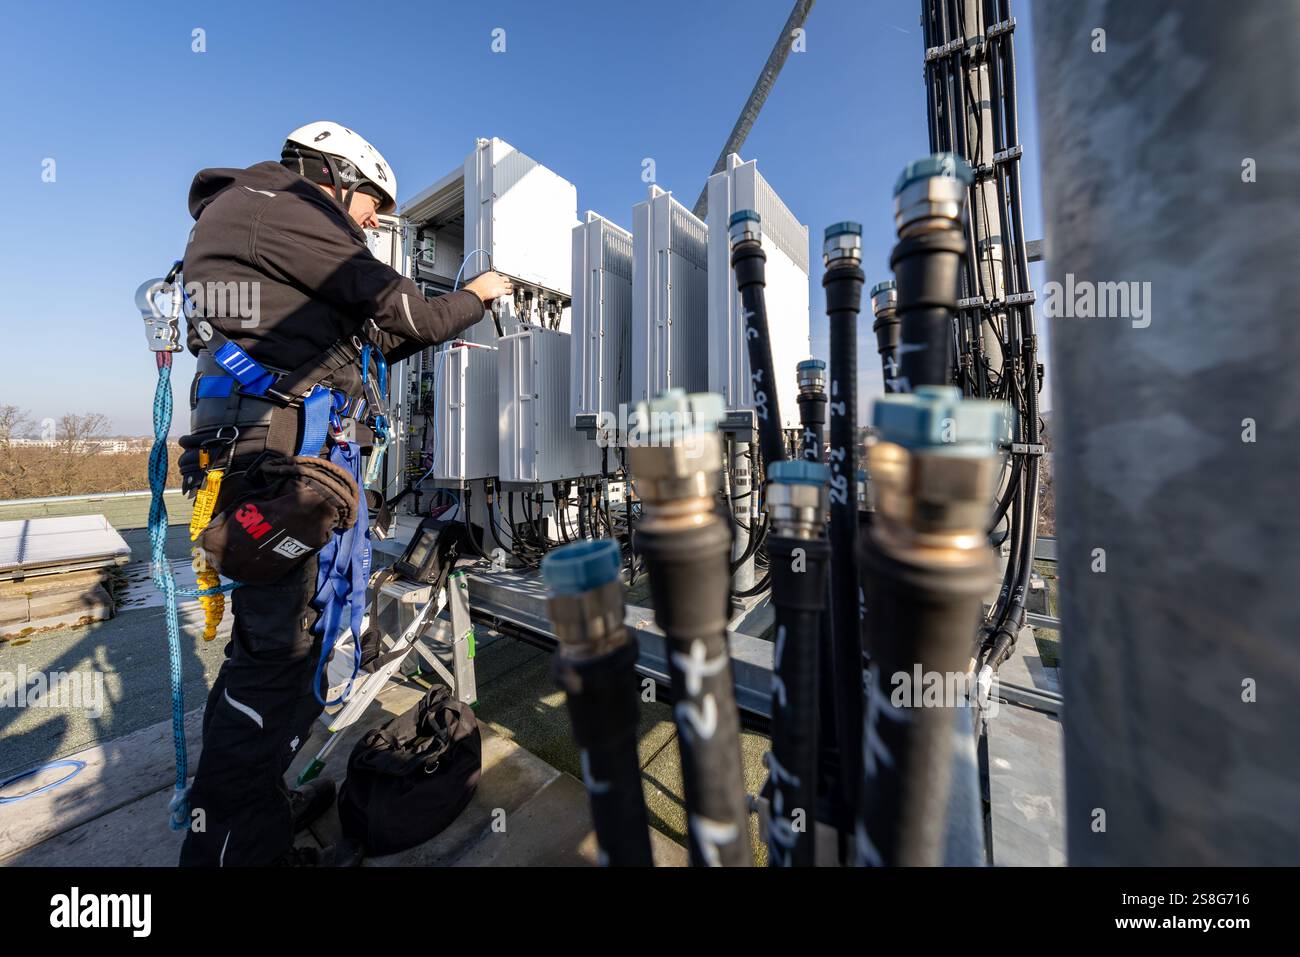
top-left (283, 121), bottom-right (398, 214)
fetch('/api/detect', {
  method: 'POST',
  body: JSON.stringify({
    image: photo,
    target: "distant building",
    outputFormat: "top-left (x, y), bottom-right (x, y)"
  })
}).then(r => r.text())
top-left (5, 438), bottom-right (143, 453)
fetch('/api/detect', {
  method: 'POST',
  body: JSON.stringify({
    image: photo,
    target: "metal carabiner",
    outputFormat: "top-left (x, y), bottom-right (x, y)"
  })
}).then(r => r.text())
top-left (136, 265), bottom-right (185, 353)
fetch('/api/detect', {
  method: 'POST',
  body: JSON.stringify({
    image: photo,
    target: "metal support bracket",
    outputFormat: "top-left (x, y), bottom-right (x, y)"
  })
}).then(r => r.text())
top-left (1011, 443), bottom-right (1046, 456)
top-left (924, 37), bottom-right (965, 62)
top-left (993, 145), bottom-right (1024, 165)
top-left (986, 18), bottom-right (1017, 41)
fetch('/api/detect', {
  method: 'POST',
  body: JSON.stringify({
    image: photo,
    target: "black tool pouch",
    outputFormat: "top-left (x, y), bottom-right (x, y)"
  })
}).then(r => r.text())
top-left (196, 452), bottom-right (359, 585)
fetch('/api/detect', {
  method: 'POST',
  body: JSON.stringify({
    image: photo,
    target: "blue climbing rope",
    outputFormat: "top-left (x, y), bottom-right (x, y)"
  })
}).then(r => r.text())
top-left (147, 351), bottom-right (237, 831)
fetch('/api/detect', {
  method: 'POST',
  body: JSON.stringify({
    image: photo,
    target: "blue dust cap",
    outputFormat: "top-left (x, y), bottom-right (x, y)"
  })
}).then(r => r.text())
top-left (543, 539), bottom-right (622, 594)
top-left (824, 221), bottom-right (862, 240)
top-left (634, 389), bottom-right (726, 440)
top-left (893, 153), bottom-right (975, 195)
top-left (768, 459), bottom-right (830, 486)
top-left (872, 385), bottom-right (1012, 454)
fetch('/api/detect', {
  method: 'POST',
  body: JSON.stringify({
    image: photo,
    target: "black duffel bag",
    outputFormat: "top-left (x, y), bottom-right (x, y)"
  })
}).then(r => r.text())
top-left (338, 686), bottom-right (482, 856)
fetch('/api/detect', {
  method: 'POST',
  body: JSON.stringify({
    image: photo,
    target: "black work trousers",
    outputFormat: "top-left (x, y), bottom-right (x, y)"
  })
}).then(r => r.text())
top-left (179, 556), bottom-right (323, 866)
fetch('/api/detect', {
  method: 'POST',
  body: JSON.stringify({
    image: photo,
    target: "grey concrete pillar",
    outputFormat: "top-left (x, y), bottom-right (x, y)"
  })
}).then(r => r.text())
top-left (1034, 1), bottom-right (1300, 864)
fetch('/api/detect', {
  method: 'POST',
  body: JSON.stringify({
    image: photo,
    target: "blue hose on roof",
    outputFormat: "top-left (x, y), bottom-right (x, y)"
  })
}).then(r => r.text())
top-left (147, 352), bottom-right (238, 831)
top-left (0, 759), bottom-right (86, 805)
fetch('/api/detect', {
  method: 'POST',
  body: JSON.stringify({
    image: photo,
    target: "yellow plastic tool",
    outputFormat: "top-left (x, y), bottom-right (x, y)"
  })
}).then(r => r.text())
top-left (191, 549), bottom-right (224, 642)
top-left (189, 469), bottom-right (224, 541)
top-left (189, 469), bottom-right (226, 641)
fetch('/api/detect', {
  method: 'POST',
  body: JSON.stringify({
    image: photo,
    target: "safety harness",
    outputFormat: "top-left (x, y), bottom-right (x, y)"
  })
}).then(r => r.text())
top-left (138, 260), bottom-right (393, 828)
top-left (189, 320), bottom-right (364, 463)
top-left (188, 283), bottom-right (392, 701)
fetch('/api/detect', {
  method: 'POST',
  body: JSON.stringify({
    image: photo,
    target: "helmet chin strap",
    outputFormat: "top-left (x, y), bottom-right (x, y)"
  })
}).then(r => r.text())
top-left (320, 152), bottom-right (364, 214)
top-left (321, 153), bottom-right (348, 208)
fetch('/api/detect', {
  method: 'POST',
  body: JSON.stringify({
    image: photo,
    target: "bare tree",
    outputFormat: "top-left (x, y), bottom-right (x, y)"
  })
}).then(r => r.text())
top-left (56, 412), bottom-right (112, 455)
top-left (0, 405), bottom-right (33, 449)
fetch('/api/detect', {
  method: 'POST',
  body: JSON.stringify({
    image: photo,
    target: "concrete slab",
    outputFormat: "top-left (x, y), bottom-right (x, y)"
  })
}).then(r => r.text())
top-left (24, 585), bottom-right (112, 622)
top-left (450, 771), bottom-right (686, 867)
top-left (6, 784), bottom-right (188, 866)
top-left (0, 594), bottom-right (27, 623)
top-left (2, 568), bottom-right (117, 636)
top-left (731, 596), bottom-right (775, 639)
top-left (0, 708), bottom-right (204, 862)
top-left (987, 702), bottom-right (1066, 866)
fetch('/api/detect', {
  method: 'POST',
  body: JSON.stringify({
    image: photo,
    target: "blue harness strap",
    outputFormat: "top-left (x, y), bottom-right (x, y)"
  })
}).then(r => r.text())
top-left (211, 340), bottom-right (276, 395)
top-left (195, 373), bottom-right (335, 457)
top-left (195, 375), bottom-right (236, 398)
top-left (310, 440), bottom-right (371, 707)
top-left (298, 385), bottom-right (332, 457)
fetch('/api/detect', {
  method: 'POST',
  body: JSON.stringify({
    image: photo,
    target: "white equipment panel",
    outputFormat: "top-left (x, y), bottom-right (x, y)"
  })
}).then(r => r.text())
top-left (430, 338), bottom-right (499, 481)
top-left (462, 137), bottom-right (578, 298)
top-left (706, 154), bottom-right (810, 429)
top-left (364, 214), bottom-right (406, 271)
top-left (631, 186), bottom-right (710, 405)
top-left (500, 325), bottom-right (600, 483)
top-left (397, 137), bottom-right (583, 492)
top-left (570, 212), bottom-right (633, 430)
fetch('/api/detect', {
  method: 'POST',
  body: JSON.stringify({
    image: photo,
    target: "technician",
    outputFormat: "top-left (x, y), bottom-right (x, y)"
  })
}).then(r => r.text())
top-left (177, 122), bottom-right (511, 867)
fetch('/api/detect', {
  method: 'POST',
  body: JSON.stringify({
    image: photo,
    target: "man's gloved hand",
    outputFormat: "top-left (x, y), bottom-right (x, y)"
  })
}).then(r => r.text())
top-left (463, 270), bottom-right (514, 304)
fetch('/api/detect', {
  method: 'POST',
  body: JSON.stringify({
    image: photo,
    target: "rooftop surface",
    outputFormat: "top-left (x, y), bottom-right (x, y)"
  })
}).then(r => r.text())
top-left (0, 493), bottom-right (1063, 866)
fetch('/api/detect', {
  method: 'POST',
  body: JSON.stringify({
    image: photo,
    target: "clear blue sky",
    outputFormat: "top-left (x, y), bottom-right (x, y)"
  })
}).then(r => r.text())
top-left (0, 0), bottom-right (1045, 435)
